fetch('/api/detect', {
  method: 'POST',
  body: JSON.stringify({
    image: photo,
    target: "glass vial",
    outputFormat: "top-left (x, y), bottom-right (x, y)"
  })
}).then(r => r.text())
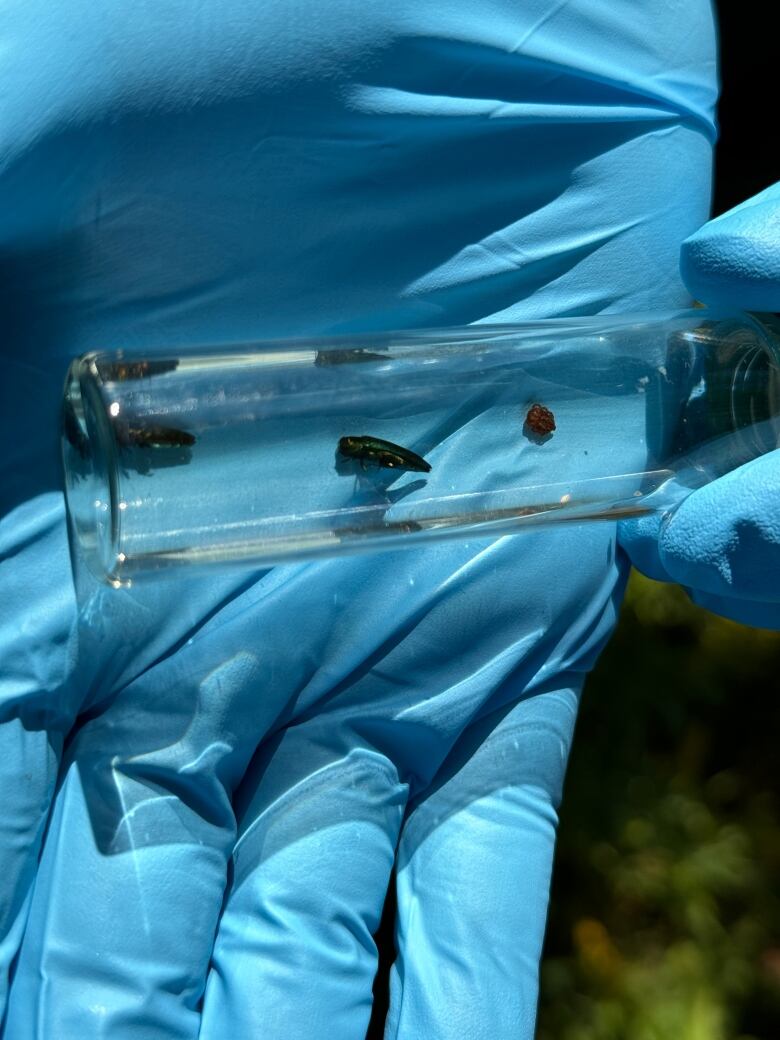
top-left (61, 310), bottom-right (780, 586)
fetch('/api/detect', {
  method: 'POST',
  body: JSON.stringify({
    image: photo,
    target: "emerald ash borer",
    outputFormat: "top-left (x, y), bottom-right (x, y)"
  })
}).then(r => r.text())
top-left (117, 423), bottom-right (196, 448)
top-left (100, 359), bottom-right (180, 381)
top-left (338, 435), bottom-right (431, 473)
top-left (315, 348), bottom-right (388, 366)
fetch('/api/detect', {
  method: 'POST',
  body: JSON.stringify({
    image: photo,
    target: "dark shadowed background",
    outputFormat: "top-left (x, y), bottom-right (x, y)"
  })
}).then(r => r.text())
top-left (368, 3), bottom-right (779, 1036)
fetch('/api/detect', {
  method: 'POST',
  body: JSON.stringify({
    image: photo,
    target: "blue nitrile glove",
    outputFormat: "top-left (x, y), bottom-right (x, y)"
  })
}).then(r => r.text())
top-left (0, 2), bottom-right (716, 1038)
top-left (619, 182), bottom-right (780, 629)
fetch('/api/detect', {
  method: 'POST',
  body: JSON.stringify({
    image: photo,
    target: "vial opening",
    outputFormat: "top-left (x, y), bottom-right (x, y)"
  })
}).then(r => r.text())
top-left (727, 318), bottom-right (780, 456)
top-left (61, 360), bottom-right (127, 587)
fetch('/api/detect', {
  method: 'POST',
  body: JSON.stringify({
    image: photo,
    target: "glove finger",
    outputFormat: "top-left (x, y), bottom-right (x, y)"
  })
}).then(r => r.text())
top-left (620, 450), bottom-right (780, 629)
top-left (616, 510), bottom-right (674, 584)
top-left (199, 726), bottom-right (408, 1040)
top-left (2, 763), bottom-right (229, 1040)
top-left (0, 494), bottom-right (78, 726)
top-left (683, 588), bottom-right (780, 630)
top-left (0, 494), bottom-right (74, 1022)
top-left (680, 181), bottom-right (780, 311)
top-left (386, 682), bottom-right (580, 1040)
top-left (0, 635), bottom-right (287, 1040)
top-left (613, 560), bottom-right (780, 631)
top-left (657, 450), bottom-right (780, 608)
top-left (0, 720), bottom-right (61, 1019)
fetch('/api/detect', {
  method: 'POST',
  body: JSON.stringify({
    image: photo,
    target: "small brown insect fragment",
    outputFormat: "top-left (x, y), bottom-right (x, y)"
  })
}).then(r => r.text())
top-left (524, 403), bottom-right (556, 437)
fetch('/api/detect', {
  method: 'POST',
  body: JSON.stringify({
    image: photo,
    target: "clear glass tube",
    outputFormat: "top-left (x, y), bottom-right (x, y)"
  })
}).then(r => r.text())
top-left (61, 310), bottom-right (780, 587)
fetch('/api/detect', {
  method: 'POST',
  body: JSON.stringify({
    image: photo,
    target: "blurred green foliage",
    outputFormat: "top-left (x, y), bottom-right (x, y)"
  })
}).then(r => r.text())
top-left (537, 572), bottom-right (780, 1040)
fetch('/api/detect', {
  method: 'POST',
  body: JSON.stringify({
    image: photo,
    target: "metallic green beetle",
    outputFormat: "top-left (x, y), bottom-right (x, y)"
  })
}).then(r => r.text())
top-left (338, 435), bottom-right (431, 473)
top-left (118, 424), bottom-right (196, 448)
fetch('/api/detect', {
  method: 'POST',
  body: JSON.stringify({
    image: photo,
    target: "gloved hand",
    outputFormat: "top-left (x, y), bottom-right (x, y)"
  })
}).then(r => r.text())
top-left (0, 2), bottom-right (716, 1037)
top-left (619, 182), bottom-right (780, 629)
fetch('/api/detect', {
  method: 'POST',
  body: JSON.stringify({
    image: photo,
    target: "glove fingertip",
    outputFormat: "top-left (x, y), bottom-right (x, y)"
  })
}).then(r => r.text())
top-left (687, 587), bottom-right (780, 631)
top-left (680, 183), bottom-right (780, 310)
top-left (617, 514), bottom-right (674, 584)
top-left (656, 453), bottom-right (780, 602)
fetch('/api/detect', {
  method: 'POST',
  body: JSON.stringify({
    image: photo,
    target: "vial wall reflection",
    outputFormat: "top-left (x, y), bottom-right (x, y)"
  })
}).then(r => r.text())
top-left (61, 311), bottom-right (780, 586)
